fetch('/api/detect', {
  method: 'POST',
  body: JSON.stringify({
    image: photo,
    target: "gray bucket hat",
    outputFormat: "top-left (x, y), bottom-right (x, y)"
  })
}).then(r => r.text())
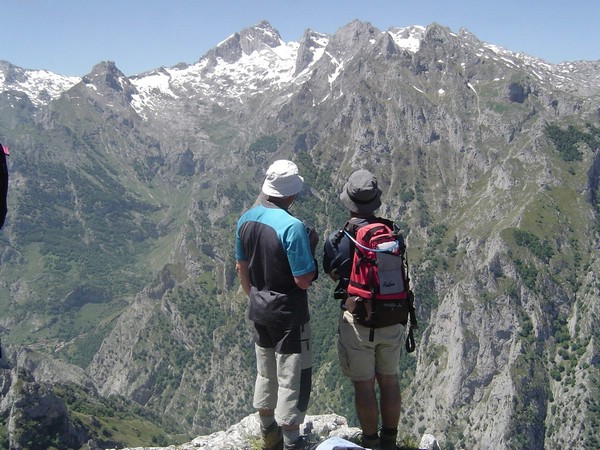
top-left (340, 169), bottom-right (382, 214)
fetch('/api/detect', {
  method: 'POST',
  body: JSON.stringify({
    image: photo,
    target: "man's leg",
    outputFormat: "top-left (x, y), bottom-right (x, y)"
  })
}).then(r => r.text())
top-left (254, 342), bottom-right (279, 413)
top-left (376, 373), bottom-right (401, 428)
top-left (338, 312), bottom-right (380, 448)
top-left (259, 408), bottom-right (276, 425)
top-left (259, 409), bottom-right (283, 450)
top-left (255, 346), bottom-right (282, 450)
top-left (376, 372), bottom-right (401, 449)
top-left (274, 324), bottom-right (312, 449)
top-left (253, 324), bottom-right (283, 450)
top-left (353, 377), bottom-right (379, 435)
top-left (353, 377), bottom-right (381, 448)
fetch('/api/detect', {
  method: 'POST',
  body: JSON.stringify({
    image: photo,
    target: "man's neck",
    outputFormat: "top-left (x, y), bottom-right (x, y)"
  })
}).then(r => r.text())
top-left (267, 196), bottom-right (293, 210)
top-left (350, 212), bottom-right (375, 219)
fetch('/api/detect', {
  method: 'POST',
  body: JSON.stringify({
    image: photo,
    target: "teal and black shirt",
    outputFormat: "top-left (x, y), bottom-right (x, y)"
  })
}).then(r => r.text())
top-left (236, 196), bottom-right (315, 328)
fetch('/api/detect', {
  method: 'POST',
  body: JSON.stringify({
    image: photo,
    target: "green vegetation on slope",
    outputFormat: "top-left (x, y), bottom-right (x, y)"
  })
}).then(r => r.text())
top-left (545, 122), bottom-right (600, 162)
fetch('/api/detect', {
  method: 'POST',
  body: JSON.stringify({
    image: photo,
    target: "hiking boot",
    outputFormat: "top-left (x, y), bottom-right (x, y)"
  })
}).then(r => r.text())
top-left (348, 431), bottom-right (381, 449)
top-left (284, 434), bottom-right (318, 449)
top-left (380, 432), bottom-right (398, 450)
top-left (361, 436), bottom-right (381, 449)
top-left (261, 421), bottom-right (283, 450)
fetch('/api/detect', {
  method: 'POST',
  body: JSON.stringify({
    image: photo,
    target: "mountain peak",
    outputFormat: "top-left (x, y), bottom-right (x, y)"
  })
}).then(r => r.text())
top-left (204, 20), bottom-right (284, 65)
top-left (326, 20), bottom-right (381, 55)
top-left (253, 20), bottom-right (281, 39)
top-left (238, 19), bottom-right (283, 51)
top-left (83, 60), bottom-right (128, 83)
top-left (294, 29), bottom-right (329, 75)
top-left (81, 60), bottom-right (137, 102)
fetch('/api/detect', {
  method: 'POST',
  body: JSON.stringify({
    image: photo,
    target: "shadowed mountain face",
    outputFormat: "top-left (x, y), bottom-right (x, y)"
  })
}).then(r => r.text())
top-left (1, 20), bottom-right (600, 450)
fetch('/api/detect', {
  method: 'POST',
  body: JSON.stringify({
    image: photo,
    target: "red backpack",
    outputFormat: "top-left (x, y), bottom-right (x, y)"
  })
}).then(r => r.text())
top-left (347, 222), bottom-right (408, 301)
top-left (344, 221), bottom-right (417, 350)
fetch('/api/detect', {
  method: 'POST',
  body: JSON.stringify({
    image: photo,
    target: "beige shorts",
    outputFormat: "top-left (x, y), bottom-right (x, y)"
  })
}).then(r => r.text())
top-left (337, 311), bottom-right (404, 381)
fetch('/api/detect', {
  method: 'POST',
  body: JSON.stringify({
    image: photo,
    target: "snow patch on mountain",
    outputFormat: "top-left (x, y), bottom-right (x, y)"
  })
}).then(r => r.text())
top-left (456, 32), bottom-right (600, 95)
top-left (309, 34), bottom-right (329, 54)
top-left (129, 42), bottom-right (299, 112)
top-left (388, 25), bottom-right (426, 53)
top-left (0, 61), bottom-right (80, 106)
top-left (130, 34), bottom-right (328, 116)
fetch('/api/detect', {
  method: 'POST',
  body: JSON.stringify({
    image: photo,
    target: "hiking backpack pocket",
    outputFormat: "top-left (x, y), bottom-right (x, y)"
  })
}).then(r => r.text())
top-left (376, 244), bottom-right (405, 295)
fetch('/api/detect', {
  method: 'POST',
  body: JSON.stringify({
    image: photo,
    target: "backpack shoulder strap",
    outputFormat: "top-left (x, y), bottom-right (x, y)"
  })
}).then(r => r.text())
top-left (346, 217), bottom-right (362, 235)
top-left (332, 220), bottom-right (357, 245)
top-left (330, 220), bottom-right (361, 302)
top-left (374, 216), bottom-right (394, 228)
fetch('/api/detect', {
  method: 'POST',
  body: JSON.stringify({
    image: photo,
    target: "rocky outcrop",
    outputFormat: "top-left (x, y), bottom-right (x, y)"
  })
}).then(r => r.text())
top-left (109, 413), bottom-right (441, 450)
top-left (0, 350), bottom-right (88, 450)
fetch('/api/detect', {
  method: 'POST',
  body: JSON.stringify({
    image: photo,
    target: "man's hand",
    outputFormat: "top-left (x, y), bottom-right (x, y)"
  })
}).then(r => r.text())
top-left (307, 227), bottom-right (319, 256)
top-left (329, 268), bottom-right (341, 281)
top-left (236, 260), bottom-right (251, 296)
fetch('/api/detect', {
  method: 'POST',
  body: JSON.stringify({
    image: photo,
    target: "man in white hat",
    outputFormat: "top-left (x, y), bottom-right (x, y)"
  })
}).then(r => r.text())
top-left (236, 160), bottom-right (319, 450)
top-left (322, 169), bottom-right (404, 450)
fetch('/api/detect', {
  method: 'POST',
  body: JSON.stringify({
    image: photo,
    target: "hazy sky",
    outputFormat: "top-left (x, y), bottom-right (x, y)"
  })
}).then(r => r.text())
top-left (3, 0), bottom-right (599, 77)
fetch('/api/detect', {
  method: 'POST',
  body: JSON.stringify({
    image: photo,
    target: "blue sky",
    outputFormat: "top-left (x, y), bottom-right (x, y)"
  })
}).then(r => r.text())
top-left (3, 0), bottom-right (599, 77)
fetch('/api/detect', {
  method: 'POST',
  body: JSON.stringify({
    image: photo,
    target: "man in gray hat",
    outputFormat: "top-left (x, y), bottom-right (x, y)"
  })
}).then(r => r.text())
top-left (323, 169), bottom-right (403, 450)
top-left (236, 160), bottom-right (319, 450)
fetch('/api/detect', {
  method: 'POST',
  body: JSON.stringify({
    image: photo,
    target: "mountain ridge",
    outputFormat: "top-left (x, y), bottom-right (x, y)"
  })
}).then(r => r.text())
top-left (3, 21), bottom-right (598, 110)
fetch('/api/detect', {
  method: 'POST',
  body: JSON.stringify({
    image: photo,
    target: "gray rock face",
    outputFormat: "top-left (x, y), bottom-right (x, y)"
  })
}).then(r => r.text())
top-left (1, 351), bottom-right (88, 449)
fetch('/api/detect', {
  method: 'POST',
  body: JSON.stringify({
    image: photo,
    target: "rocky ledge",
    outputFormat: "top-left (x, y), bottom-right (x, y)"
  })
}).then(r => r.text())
top-left (109, 413), bottom-right (439, 450)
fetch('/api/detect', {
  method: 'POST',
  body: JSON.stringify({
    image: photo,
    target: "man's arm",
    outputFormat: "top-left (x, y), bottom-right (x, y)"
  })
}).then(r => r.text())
top-left (294, 271), bottom-right (316, 290)
top-left (293, 226), bottom-right (319, 289)
top-left (236, 260), bottom-right (252, 296)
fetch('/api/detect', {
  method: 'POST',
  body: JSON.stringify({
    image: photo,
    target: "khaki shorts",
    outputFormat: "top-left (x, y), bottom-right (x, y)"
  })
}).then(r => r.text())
top-left (337, 310), bottom-right (403, 381)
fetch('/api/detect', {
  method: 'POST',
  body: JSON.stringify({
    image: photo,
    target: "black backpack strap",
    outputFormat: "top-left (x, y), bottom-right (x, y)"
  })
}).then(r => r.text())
top-left (407, 290), bottom-right (418, 327)
top-left (331, 221), bottom-right (349, 246)
top-left (331, 220), bottom-right (359, 303)
top-left (405, 326), bottom-right (416, 353)
top-left (405, 290), bottom-right (418, 353)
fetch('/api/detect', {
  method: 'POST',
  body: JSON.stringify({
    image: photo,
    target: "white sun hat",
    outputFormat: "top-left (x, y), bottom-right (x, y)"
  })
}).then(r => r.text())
top-left (261, 160), bottom-right (304, 198)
